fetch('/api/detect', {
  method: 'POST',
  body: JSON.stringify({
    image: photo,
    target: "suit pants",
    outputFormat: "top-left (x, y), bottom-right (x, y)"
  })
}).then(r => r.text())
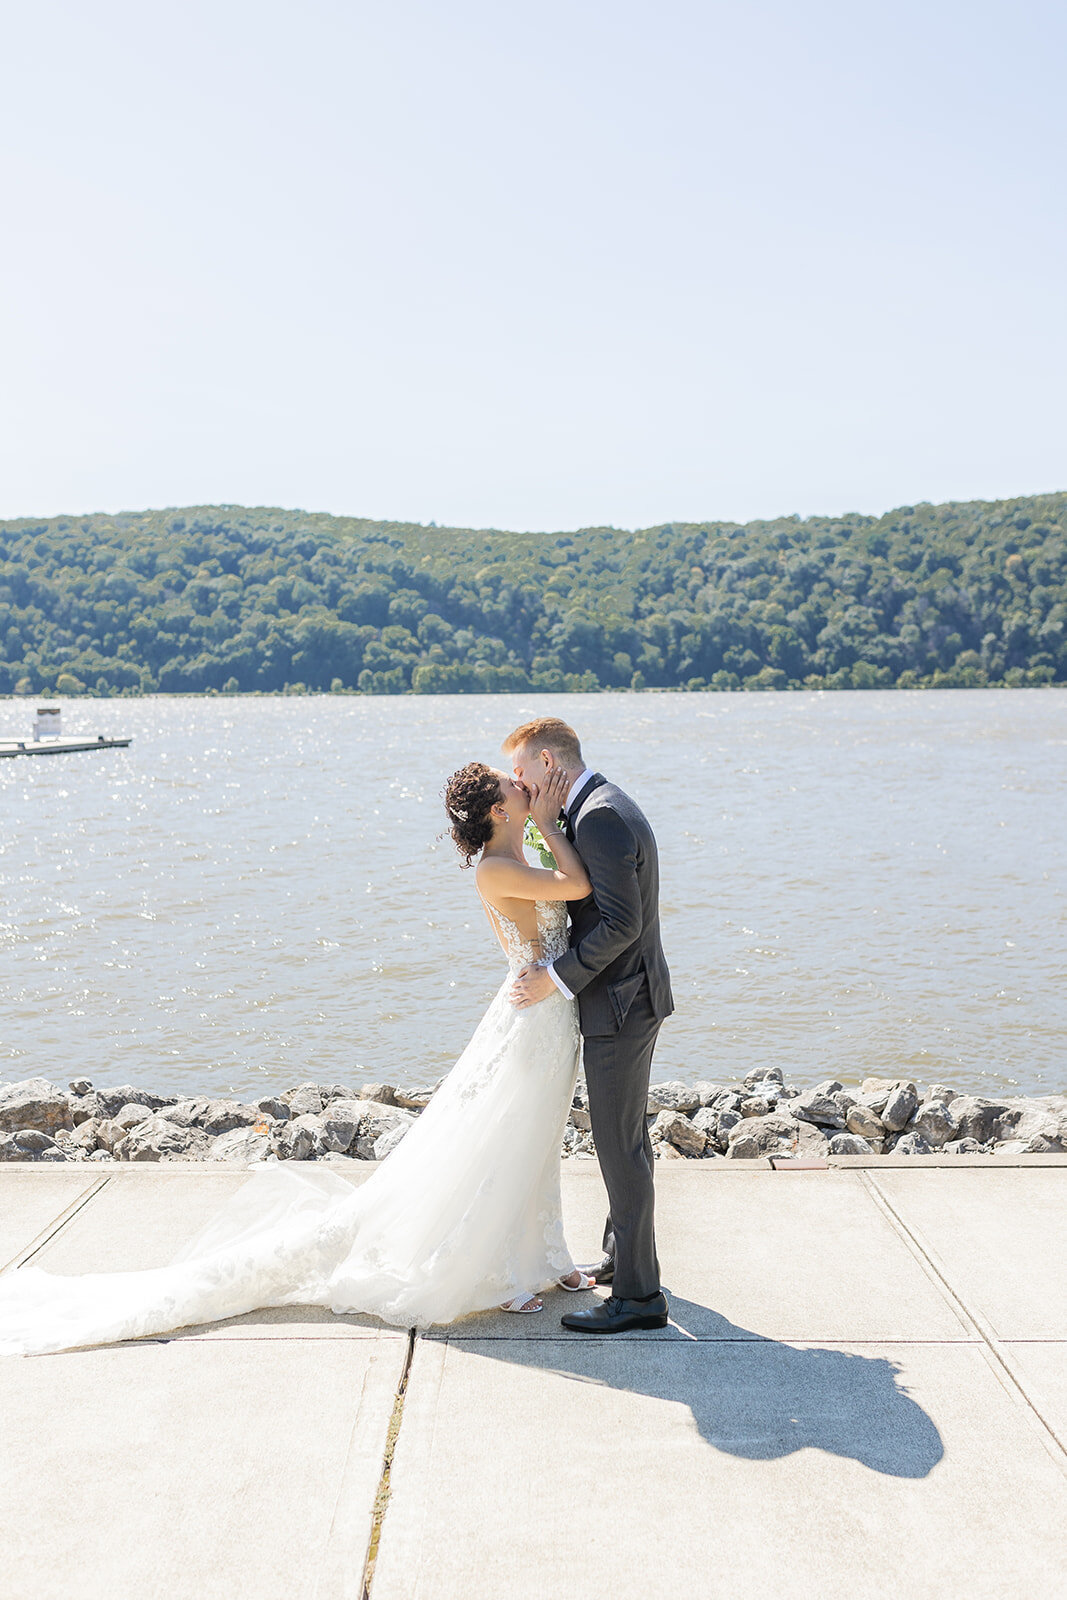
top-left (583, 978), bottom-right (663, 1300)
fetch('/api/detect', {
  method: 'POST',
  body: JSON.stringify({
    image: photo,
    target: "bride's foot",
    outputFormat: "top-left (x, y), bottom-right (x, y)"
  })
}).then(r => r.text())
top-left (500, 1292), bottom-right (543, 1313)
top-left (558, 1269), bottom-right (596, 1291)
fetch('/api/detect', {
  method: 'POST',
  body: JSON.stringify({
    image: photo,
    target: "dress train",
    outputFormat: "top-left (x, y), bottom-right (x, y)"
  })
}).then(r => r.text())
top-left (0, 902), bottom-right (580, 1355)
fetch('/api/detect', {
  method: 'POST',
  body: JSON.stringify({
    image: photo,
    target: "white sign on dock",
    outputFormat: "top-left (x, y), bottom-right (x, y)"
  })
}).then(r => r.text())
top-left (34, 706), bottom-right (62, 740)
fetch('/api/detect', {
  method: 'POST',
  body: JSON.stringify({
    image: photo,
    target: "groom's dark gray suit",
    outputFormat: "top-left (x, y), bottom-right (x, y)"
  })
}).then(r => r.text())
top-left (551, 774), bottom-right (673, 1300)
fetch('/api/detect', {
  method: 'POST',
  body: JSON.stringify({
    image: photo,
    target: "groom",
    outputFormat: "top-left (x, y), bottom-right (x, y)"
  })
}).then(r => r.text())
top-left (504, 717), bottom-right (674, 1333)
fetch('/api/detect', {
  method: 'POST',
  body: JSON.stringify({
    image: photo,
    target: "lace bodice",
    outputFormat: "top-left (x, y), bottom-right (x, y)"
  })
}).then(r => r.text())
top-left (480, 897), bottom-right (570, 972)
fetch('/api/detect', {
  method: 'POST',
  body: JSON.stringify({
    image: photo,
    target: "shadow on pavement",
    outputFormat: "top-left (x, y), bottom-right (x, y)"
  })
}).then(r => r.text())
top-left (455, 1293), bottom-right (945, 1480)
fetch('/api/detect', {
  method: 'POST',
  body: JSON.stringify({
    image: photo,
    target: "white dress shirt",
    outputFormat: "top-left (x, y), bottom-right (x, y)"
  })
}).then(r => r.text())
top-left (544, 768), bottom-right (597, 1000)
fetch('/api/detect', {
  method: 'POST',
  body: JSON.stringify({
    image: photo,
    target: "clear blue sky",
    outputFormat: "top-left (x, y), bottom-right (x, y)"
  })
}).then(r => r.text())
top-left (1, 0), bottom-right (1064, 531)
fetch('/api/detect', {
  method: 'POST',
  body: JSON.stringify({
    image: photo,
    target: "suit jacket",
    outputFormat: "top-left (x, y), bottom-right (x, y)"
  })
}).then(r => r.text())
top-left (553, 774), bottom-right (674, 1038)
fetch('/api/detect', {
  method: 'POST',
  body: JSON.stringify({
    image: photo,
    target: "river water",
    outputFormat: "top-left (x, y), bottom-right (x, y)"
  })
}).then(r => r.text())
top-left (1, 691), bottom-right (1064, 1101)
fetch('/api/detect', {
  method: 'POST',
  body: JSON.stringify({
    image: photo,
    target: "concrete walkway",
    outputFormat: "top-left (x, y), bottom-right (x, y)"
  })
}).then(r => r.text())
top-left (2, 1156), bottom-right (1065, 1599)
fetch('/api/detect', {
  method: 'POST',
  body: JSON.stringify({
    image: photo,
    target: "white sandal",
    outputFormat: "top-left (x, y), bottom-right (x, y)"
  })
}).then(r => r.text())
top-left (500, 1292), bottom-right (543, 1313)
top-left (558, 1270), bottom-right (596, 1292)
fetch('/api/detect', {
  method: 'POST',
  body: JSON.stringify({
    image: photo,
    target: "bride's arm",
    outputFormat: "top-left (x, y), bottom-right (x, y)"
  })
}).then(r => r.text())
top-left (476, 773), bottom-right (592, 902)
top-left (477, 852), bottom-right (590, 903)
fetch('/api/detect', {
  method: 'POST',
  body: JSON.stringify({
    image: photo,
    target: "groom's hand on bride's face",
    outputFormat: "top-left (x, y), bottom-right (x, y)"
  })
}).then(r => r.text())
top-left (509, 965), bottom-right (555, 1008)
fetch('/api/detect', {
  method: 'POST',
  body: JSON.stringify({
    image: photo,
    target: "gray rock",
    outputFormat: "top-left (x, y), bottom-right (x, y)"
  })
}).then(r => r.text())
top-left (68, 1078), bottom-right (94, 1096)
top-left (17, 1128), bottom-right (56, 1150)
top-left (845, 1104), bottom-right (886, 1142)
top-left (652, 1109), bottom-right (707, 1158)
top-left (1, 1126), bottom-right (63, 1164)
top-left (160, 1098), bottom-right (259, 1136)
top-left (95, 1119), bottom-right (133, 1154)
top-left (942, 1138), bottom-right (986, 1154)
top-left (270, 1114), bottom-right (324, 1161)
top-left (78, 1085), bottom-right (179, 1120)
top-left (647, 1081), bottom-right (702, 1115)
top-left (561, 1125), bottom-right (583, 1155)
top-left (945, 1096), bottom-right (1011, 1145)
top-left (725, 1122), bottom-right (790, 1160)
top-left (655, 1140), bottom-right (686, 1160)
top-left (925, 1083), bottom-right (958, 1104)
top-left (692, 1082), bottom-right (726, 1107)
top-left (114, 1114), bottom-right (214, 1162)
top-left (827, 1133), bottom-right (874, 1155)
top-left (791, 1117), bottom-right (831, 1157)
top-left (357, 1083), bottom-right (400, 1106)
top-left (113, 1103), bottom-right (155, 1132)
top-left (990, 1139), bottom-right (1031, 1155)
top-left (858, 1077), bottom-right (899, 1115)
top-left (881, 1082), bottom-right (920, 1132)
top-left (254, 1096), bottom-right (290, 1122)
top-left (911, 1099), bottom-right (955, 1147)
top-left (0, 1078), bottom-right (73, 1137)
top-left (1024, 1131), bottom-right (1066, 1153)
top-left (209, 1127), bottom-right (272, 1163)
top-left (777, 1084), bottom-right (801, 1099)
top-left (739, 1096), bottom-right (774, 1119)
top-left (690, 1107), bottom-right (720, 1141)
top-left (318, 1099), bottom-right (365, 1155)
top-left (726, 1112), bottom-right (826, 1160)
top-left (792, 1081), bottom-right (849, 1129)
top-left (89, 1148), bottom-right (115, 1161)
top-left (1005, 1101), bottom-right (1067, 1150)
top-left (562, 1126), bottom-right (596, 1158)
top-left (743, 1065), bottom-right (785, 1089)
top-left (353, 1105), bottom-right (416, 1161)
top-left (715, 1108), bottom-right (743, 1147)
top-left (890, 1131), bottom-right (933, 1156)
top-left (68, 1117), bottom-right (107, 1152)
top-left (373, 1123), bottom-right (412, 1160)
top-left (569, 1106), bottom-right (592, 1130)
top-left (283, 1083), bottom-right (326, 1118)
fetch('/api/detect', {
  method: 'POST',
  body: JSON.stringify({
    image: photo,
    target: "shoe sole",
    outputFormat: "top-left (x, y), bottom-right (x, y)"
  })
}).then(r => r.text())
top-left (561, 1313), bottom-right (668, 1334)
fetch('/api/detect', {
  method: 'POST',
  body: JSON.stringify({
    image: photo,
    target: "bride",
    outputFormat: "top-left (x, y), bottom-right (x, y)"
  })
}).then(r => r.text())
top-left (0, 763), bottom-right (597, 1356)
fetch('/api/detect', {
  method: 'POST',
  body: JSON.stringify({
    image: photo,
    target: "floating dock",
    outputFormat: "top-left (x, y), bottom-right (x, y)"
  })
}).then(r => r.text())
top-left (0, 735), bottom-right (132, 759)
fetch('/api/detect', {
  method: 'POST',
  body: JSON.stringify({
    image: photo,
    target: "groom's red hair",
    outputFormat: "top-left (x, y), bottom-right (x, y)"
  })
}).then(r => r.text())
top-left (502, 717), bottom-right (584, 768)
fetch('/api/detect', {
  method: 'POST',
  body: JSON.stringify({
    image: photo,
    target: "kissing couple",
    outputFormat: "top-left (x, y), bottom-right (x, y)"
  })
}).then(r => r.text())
top-left (0, 717), bottom-right (675, 1357)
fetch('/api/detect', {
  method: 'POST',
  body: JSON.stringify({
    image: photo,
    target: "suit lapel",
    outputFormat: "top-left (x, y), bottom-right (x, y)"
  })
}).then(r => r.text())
top-left (566, 773), bottom-right (607, 840)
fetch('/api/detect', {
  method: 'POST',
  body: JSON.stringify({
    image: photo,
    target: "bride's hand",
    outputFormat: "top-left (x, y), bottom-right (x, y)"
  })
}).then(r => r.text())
top-left (527, 764), bottom-right (569, 830)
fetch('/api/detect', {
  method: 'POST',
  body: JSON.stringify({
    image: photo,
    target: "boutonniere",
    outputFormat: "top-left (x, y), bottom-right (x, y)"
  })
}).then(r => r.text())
top-left (524, 815), bottom-right (564, 869)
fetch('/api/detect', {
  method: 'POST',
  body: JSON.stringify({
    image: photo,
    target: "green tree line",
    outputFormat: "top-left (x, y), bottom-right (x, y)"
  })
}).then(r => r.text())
top-left (0, 493), bottom-right (1064, 695)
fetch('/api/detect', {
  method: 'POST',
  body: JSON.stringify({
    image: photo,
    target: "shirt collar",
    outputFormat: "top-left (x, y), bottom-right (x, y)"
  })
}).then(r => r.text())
top-left (564, 767), bottom-right (596, 815)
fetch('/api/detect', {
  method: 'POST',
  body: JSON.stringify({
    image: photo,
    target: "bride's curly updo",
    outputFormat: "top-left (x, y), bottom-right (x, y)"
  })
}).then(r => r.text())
top-left (443, 762), bottom-right (504, 867)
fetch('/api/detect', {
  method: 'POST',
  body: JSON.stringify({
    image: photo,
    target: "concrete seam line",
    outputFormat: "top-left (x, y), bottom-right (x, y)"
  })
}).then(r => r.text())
top-left (360, 1328), bottom-right (416, 1600)
top-left (861, 1171), bottom-right (1067, 1476)
top-left (1, 1174), bottom-right (112, 1273)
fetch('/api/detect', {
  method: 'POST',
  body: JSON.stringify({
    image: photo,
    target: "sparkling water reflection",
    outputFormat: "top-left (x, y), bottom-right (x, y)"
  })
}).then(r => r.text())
top-left (1, 692), bottom-right (1064, 1099)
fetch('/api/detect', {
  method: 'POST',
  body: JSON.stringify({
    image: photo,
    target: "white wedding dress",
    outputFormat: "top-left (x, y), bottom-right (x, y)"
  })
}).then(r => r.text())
top-left (0, 900), bottom-right (581, 1356)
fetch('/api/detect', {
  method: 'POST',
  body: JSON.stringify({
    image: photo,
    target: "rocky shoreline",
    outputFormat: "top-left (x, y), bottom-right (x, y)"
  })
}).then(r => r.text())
top-left (1, 1068), bottom-right (1065, 1165)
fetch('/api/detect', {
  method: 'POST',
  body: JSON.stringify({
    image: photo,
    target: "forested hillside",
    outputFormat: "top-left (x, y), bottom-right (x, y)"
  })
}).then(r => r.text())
top-left (0, 493), bottom-right (1064, 695)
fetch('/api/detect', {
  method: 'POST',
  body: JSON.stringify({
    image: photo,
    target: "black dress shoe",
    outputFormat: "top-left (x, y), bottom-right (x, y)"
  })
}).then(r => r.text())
top-left (579, 1257), bottom-right (614, 1285)
top-left (561, 1292), bottom-right (669, 1334)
